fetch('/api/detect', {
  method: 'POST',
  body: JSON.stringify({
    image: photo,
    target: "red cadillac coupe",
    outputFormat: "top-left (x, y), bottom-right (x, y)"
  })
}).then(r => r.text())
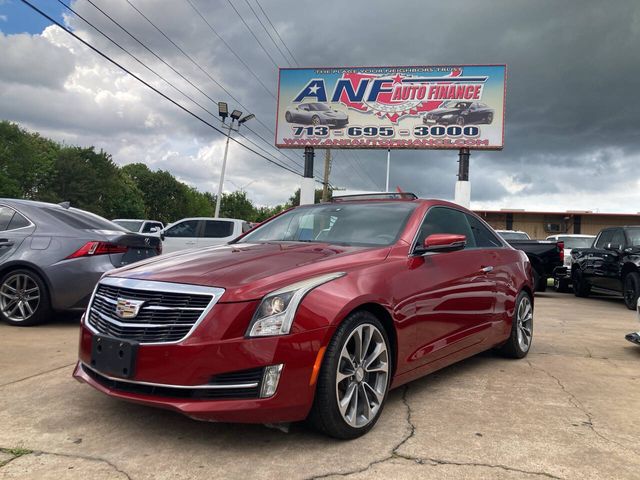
top-left (74, 193), bottom-right (534, 439)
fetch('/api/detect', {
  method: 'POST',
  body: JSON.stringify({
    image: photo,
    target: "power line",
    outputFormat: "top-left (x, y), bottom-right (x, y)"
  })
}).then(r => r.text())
top-left (351, 150), bottom-right (383, 190)
top-left (224, 0), bottom-right (279, 68)
top-left (73, 0), bottom-right (306, 176)
top-left (255, 0), bottom-right (299, 66)
top-left (242, 0), bottom-right (290, 66)
top-left (184, 0), bottom-right (275, 99)
top-left (19, 0), bottom-right (303, 178)
top-left (124, 0), bottom-right (315, 177)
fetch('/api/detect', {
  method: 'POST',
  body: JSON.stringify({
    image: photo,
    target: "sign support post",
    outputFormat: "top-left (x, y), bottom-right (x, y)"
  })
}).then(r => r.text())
top-left (455, 147), bottom-right (471, 208)
top-left (300, 146), bottom-right (315, 205)
top-left (385, 149), bottom-right (391, 192)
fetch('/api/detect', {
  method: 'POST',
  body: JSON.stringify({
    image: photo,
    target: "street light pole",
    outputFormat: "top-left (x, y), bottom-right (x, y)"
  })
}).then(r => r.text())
top-left (213, 104), bottom-right (254, 218)
top-left (214, 119), bottom-right (235, 218)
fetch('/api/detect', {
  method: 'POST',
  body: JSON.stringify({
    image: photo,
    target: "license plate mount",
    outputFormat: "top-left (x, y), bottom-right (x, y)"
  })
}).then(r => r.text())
top-left (91, 334), bottom-right (138, 379)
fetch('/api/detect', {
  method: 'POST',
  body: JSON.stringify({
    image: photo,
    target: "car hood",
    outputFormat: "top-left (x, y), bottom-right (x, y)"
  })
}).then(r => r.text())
top-left (108, 241), bottom-right (390, 302)
top-left (321, 110), bottom-right (347, 119)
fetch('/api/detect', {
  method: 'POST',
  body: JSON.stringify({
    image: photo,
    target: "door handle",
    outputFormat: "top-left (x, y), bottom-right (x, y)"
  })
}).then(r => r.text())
top-left (0, 239), bottom-right (14, 248)
top-left (480, 266), bottom-right (494, 273)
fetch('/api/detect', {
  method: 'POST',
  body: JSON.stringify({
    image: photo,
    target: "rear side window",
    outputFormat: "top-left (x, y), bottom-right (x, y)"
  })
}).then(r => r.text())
top-left (417, 207), bottom-right (477, 249)
top-left (142, 222), bottom-right (162, 233)
top-left (202, 220), bottom-right (234, 238)
top-left (610, 229), bottom-right (625, 247)
top-left (466, 214), bottom-right (503, 248)
top-left (164, 220), bottom-right (199, 238)
top-left (0, 207), bottom-right (15, 231)
top-left (7, 212), bottom-right (30, 230)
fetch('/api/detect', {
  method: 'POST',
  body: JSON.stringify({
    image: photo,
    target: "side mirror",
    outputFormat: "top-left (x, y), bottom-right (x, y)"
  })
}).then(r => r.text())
top-left (149, 227), bottom-right (159, 233)
top-left (605, 243), bottom-right (622, 252)
top-left (415, 233), bottom-right (466, 254)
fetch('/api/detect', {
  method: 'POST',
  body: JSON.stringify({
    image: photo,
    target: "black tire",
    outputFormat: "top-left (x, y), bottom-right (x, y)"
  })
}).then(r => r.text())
top-left (0, 269), bottom-right (51, 326)
top-left (309, 311), bottom-right (392, 439)
top-left (554, 278), bottom-right (570, 293)
top-left (536, 276), bottom-right (547, 292)
top-left (623, 272), bottom-right (640, 310)
top-left (497, 291), bottom-right (533, 359)
top-left (285, 111), bottom-right (292, 122)
top-left (311, 115), bottom-right (321, 126)
top-left (572, 269), bottom-right (591, 297)
top-left (455, 116), bottom-right (465, 126)
top-left (486, 112), bottom-right (494, 124)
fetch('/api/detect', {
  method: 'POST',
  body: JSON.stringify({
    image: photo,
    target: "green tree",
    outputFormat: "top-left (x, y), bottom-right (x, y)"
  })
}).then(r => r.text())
top-left (219, 190), bottom-right (257, 220)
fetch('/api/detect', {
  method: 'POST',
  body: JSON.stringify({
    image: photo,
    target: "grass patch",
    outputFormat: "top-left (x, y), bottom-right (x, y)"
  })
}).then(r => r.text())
top-left (1, 447), bottom-right (33, 467)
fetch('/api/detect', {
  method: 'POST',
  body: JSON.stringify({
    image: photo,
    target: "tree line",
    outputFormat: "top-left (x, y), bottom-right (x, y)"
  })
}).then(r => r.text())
top-left (0, 121), bottom-right (328, 224)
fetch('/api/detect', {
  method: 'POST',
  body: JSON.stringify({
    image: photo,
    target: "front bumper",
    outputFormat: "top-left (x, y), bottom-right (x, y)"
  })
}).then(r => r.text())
top-left (74, 319), bottom-right (333, 424)
top-left (625, 332), bottom-right (640, 346)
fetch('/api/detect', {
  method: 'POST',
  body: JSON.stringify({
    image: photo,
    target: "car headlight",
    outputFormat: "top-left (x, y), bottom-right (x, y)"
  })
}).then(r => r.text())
top-left (246, 272), bottom-right (346, 337)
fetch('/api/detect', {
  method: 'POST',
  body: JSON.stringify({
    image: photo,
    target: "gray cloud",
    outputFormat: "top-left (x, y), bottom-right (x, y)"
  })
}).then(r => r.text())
top-left (1, 0), bottom-right (639, 211)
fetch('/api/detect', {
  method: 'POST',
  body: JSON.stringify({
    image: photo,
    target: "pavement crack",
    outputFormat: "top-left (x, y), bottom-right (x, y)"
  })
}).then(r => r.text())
top-left (0, 362), bottom-right (76, 388)
top-left (0, 447), bottom-right (132, 480)
top-left (526, 360), bottom-right (638, 454)
top-left (410, 456), bottom-right (564, 479)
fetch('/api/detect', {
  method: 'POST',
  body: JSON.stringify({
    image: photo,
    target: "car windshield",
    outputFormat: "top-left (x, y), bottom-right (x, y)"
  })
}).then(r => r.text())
top-left (441, 101), bottom-right (470, 109)
top-left (113, 220), bottom-right (143, 232)
top-left (237, 202), bottom-right (417, 247)
top-left (498, 231), bottom-right (530, 240)
top-left (625, 228), bottom-right (640, 247)
top-left (556, 236), bottom-right (594, 249)
top-left (308, 103), bottom-right (331, 111)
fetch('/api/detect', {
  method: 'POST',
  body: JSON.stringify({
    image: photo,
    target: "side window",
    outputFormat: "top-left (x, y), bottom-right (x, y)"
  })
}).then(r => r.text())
top-left (595, 230), bottom-right (613, 249)
top-left (466, 214), bottom-right (503, 248)
top-left (417, 207), bottom-right (477, 249)
top-left (164, 220), bottom-right (199, 238)
top-left (142, 222), bottom-right (162, 233)
top-left (241, 222), bottom-right (251, 233)
top-left (610, 229), bottom-right (625, 247)
top-left (7, 212), bottom-right (30, 231)
top-left (0, 207), bottom-right (16, 231)
top-left (202, 220), bottom-right (234, 238)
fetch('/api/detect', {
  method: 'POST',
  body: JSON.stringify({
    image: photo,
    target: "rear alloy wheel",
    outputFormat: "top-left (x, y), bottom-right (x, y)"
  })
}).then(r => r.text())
top-left (0, 270), bottom-right (50, 326)
top-left (285, 112), bottom-right (292, 122)
top-left (456, 116), bottom-right (465, 126)
top-left (309, 311), bottom-right (391, 439)
top-left (498, 291), bottom-right (533, 359)
top-left (572, 270), bottom-right (591, 298)
top-left (486, 112), bottom-right (494, 124)
top-left (623, 272), bottom-right (640, 310)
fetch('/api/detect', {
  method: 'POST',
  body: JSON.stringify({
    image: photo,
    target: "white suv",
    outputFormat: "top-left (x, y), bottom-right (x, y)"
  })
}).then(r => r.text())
top-left (161, 217), bottom-right (250, 254)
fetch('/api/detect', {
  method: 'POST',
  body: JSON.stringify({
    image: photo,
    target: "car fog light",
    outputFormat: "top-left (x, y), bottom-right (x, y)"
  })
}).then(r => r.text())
top-left (261, 364), bottom-right (283, 398)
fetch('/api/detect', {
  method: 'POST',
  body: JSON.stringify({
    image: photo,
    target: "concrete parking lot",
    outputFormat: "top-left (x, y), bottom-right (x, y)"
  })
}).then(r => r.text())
top-left (1, 292), bottom-right (639, 480)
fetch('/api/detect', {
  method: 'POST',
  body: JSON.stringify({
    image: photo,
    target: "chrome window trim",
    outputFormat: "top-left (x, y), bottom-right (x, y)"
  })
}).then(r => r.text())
top-left (85, 277), bottom-right (225, 345)
top-left (81, 362), bottom-right (258, 389)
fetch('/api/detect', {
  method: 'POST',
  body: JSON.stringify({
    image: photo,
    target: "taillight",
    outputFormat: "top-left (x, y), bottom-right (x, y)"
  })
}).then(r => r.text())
top-left (66, 241), bottom-right (128, 259)
top-left (557, 241), bottom-right (564, 262)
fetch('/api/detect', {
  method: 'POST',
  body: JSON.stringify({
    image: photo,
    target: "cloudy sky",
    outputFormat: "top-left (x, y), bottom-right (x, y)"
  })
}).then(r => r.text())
top-left (1, 0), bottom-right (639, 211)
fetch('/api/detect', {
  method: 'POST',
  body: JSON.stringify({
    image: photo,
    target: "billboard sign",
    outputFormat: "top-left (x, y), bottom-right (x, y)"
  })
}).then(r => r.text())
top-left (276, 65), bottom-right (505, 150)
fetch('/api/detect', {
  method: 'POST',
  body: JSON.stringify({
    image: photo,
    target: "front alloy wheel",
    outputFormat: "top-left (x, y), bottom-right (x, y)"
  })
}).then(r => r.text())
top-left (336, 324), bottom-right (389, 428)
top-left (309, 311), bottom-right (391, 439)
top-left (497, 290), bottom-right (533, 359)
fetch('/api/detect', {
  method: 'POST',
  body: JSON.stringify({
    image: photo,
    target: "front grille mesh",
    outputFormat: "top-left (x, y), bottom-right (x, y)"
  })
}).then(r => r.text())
top-left (87, 283), bottom-right (214, 343)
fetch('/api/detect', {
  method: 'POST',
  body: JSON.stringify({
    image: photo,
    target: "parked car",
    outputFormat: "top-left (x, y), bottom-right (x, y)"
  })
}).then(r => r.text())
top-left (625, 299), bottom-right (640, 346)
top-left (285, 102), bottom-right (349, 128)
top-left (112, 219), bottom-right (164, 236)
top-left (161, 217), bottom-right (250, 254)
top-left (497, 231), bottom-right (564, 292)
top-left (74, 193), bottom-right (534, 439)
top-left (0, 199), bottom-right (161, 326)
top-left (423, 101), bottom-right (494, 126)
top-left (496, 230), bottom-right (531, 240)
top-left (545, 234), bottom-right (596, 292)
top-left (571, 226), bottom-right (640, 309)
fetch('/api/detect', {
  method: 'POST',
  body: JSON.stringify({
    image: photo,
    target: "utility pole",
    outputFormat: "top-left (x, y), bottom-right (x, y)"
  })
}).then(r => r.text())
top-left (322, 149), bottom-right (332, 202)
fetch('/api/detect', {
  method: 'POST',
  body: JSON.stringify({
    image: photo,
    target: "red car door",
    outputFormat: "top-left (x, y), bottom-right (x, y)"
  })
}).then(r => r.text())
top-left (394, 206), bottom-right (497, 374)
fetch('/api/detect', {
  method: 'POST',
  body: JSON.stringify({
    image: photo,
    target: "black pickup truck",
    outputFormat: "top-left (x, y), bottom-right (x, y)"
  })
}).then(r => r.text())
top-left (571, 226), bottom-right (640, 309)
top-left (496, 231), bottom-right (564, 292)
